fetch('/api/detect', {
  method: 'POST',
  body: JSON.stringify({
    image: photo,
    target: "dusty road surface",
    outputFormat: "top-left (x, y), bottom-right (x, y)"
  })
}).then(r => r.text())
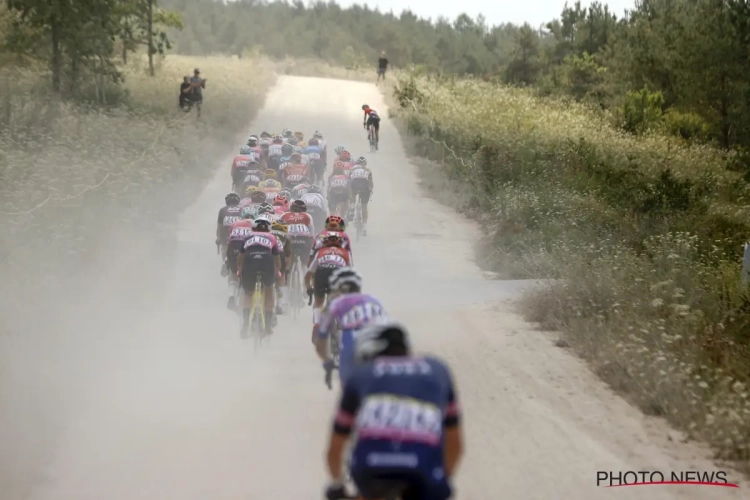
top-left (12, 76), bottom-right (743, 499)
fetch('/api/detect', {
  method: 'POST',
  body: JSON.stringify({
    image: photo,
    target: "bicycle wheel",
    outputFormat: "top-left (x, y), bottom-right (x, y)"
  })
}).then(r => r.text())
top-left (251, 278), bottom-right (265, 350)
top-left (354, 194), bottom-right (363, 241)
top-left (290, 257), bottom-right (303, 320)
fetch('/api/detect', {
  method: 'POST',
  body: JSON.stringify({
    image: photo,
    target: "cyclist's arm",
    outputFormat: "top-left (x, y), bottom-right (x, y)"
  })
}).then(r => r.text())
top-left (216, 209), bottom-right (225, 240)
top-left (443, 369), bottom-right (464, 477)
top-left (237, 249), bottom-right (245, 274)
top-left (327, 375), bottom-right (361, 482)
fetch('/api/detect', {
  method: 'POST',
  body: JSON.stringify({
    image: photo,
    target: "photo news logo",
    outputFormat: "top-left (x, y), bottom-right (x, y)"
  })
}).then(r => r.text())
top-left (597, 470), bottom-right (739, 488)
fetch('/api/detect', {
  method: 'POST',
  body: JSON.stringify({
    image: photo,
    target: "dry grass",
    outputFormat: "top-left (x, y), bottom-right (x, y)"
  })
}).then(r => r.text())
top-left (0, 53), bottom-right (275, 326)
top-left (391, 73), bottom-right (750, 470)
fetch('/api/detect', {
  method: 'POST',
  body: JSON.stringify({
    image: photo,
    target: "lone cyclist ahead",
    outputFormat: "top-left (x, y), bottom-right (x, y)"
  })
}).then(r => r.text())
top-left (361, 104), bottom-right (380, 149)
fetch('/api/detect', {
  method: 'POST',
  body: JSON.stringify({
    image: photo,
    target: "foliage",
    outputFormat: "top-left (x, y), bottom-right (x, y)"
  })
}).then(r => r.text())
top-left (395, 73), bottom-right (750, 466)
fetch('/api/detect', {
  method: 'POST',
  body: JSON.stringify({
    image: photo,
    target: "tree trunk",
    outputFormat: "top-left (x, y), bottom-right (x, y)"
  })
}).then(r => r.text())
top-left (147, 0), bottom-right (154, 76)
top-left (122, 42), bottom-right (128, 64)
top-left (50, 17), bottom-right (62, 92)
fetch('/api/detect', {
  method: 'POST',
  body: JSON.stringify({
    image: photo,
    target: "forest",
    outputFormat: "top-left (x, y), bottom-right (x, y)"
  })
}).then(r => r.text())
top-left (159, 0), bottom-right (750, 152)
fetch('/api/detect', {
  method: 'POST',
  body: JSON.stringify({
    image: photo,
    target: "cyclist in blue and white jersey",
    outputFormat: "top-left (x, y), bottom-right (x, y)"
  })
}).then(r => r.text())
top-left (316, 268), bottom-right (386, 386)
top-left (323, 320), bottom-right (464, 500)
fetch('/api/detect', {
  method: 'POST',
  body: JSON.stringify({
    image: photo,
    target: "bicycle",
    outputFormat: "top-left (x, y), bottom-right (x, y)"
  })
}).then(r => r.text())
top-left (245, 272), bottom-right (268, 350)
top-left (367, 124), bottom-right (378, 152)
top-left (288, 254), bottom-right (306, 320)
top-left (352, 193), bottom-right (363, 241)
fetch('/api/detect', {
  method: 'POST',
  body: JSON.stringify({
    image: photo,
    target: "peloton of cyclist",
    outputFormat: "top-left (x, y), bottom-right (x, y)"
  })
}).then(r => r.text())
top-left (267, 135), bottom-right (285, 172)
top-left (324, 321), bottom-right (464, 500)
top-left (316, 267), bottom-right (387, 386)
top-left (237, 214), bottom-right (282, 336)
top-left (349, 157), bottom-right (374, 236)
top-left (362, 104), bottom-right (381, 147)
top-left (305, 232), bottom-right (352, 344)
top-left (225, 207), bottom-right (255, 310)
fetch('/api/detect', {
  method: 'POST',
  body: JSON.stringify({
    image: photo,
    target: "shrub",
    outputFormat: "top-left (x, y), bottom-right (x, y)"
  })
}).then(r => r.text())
top-left (621, 86), bottom-right (664, 134)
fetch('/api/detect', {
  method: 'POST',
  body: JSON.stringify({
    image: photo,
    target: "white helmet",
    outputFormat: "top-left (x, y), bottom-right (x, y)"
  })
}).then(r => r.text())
top-left (329, 267), bottom-right (363, 293)
top-left (239, 145), bottom-right (252, 155)
top-left (354, 319), bottom-right (410, 362)
top-left (334, 145), bottom-right (346, 155)
top-left (253, 213), bottom-right (273, 229)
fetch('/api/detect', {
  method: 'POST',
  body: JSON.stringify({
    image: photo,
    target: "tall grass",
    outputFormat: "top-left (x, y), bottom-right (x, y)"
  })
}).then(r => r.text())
top-left (394, 74), bottom-right (750, 468)
top-left (0, 54), bottom-right (275, 324)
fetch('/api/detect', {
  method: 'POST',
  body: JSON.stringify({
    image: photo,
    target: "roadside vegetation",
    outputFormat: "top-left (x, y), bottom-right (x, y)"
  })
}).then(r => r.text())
top-left (392, 72), bottom-right (750, 469)
top-left (1, 0), bottom-right (275, 332)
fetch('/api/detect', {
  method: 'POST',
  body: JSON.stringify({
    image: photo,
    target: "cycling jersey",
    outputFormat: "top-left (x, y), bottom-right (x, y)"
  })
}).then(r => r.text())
top-left (268, 144), bottom-right (284, 158)
top-left (245, 146), bottom-right (263, 164)
top-left (318, 293), bottom-right (387, 382)
top-left (262, 187), bottom-right (281, 203)
top-left (280, 212), bottom-right (315, 241)
top-left (328, 174), bottom-right (350, 193)
top-left (239, 197), bottom-right (258, 208)
top-left (300, 192), bottom-right (326, 210)
top-left (217, 205), bottom-right (243, 241)
top-left (227, 219), bottom-right (254, 243)
top-left (282, 163), bottom-right (309, 187)
top-left (308, 246), bottom-right (353, 299)
top-left (334, 356), bottom-right (460, 500)
top-left (309, 230), bottom-right (352, 266)
top-left (304, 145), bottom-right (323, 164)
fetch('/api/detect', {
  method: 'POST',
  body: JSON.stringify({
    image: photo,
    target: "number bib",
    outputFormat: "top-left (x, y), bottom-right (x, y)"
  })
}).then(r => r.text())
top-left (307, 152), bottom-right (321, 161)
top-left (318, 253), bottom-right (347, 268)
top-left (357, 395), bottom-right (442, 446)
top-left (229, 227), bottom-right (253, 240)
top-left (244, 234), bottom-right (275, 250)
top-left (331, 178), bottom-right (348, 188)
top-left (288, 223), bottom-right (311, 236)
top-left (350, 168), bottom-right (369, 179)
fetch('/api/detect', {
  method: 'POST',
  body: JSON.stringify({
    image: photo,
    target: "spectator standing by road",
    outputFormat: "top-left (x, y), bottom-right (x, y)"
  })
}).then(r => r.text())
top-left (189, 68), bottom-right (206, 117)
top-left (377, 52), bottom-right (388, 83)
top-left (179, 76), bottom-right (191, 110)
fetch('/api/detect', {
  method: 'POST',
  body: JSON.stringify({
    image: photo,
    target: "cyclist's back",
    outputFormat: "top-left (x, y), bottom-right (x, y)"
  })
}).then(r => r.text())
top-left (336, 354), bottom-right (458, 500)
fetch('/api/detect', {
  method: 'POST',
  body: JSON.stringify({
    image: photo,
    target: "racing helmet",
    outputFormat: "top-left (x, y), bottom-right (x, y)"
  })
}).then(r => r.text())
top-left (329, 267), bottom-right (362, 294)
top-left (313, 131), bottom-right (323, 139)
top-left (271, 221), bottom-right (288, 234)
top-left (339, 150), bottom-right (351, 162)
top-left (361, 104), bottom-right (369, 110)
top-left (307, 184), bottom-right (322, 194)
top-left (260, 131), bottom-right (271, 138)
top-left (247, 135), bottom-right (259, 147)
top-left (272, 135), bottom-right (283, 144)
top-left (244, 185), bottom-right (259, 196)
top-left (334, 145), bottom-right (345, 155)
top-left (294, 131), bottom-right (304, 140)
top-left (273, 194), bottom-right (289, 206)
top-left (253, 213), bottom-right (273, 230)
top-left (281, 144), bottom-right (293, 156)
top-left (282, 129), bottom-right (294, 139)
top-left (354, 320), bottom-right (411, 362)
top-left (355, 156), bottom-right (367, 167)
top-left (225, 192), bottom-right (240, 206)
top-left (308, 138), bottom-right (319, 146)
top-left (264, 169), bottom-right (278, 180)
top-left (250, 191), bottom-right (267, 203)
top-left (241, 206), bottom-right (257, 219)
top-left (290, 199), bottom-right (307, 213)
top-left (325, 214), bottom-right (346, 231)
top-left (239, 145), bottom-right (252, 155)
top-left (258, 202), bottom-right (274, 215)
top-left (263, 179), bottom-right (278, 188)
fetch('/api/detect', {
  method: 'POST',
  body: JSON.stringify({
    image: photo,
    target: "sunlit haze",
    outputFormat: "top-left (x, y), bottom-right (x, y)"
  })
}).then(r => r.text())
top-left (331, 0), bottom-right (635, 27)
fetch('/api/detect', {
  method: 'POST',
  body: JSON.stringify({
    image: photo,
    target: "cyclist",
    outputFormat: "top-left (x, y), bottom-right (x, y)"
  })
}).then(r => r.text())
top-left (261, 177), bottom-right (282, 204)
top-left (281, 199), bottom-right (316, 272)
top-left (245, 135), bottom-right (264, 166)
top-left (337, 150), bottom-right (352, 164)
top-left (237, 214), bottom-right (282, 336)
top-left (225, 207), bottom-right (255, 309)
top-left (362, 104), bottom-right (381, 147)
top-left (216, 192), bottom-right (242, 266)
top-left (270, 220), bottom-right (291, 315)
top-left (291, 177), bottom-right (313, 200)
top-left (231, 149), bottom-right (254, 193)
top-left (294, 131), bottom-right (305, 144)
top-left (309, 215), bottom-right (352, 266)
top-left (316, 267), bottom-right (387, 386)
top-left (257, 202), bottom-right (274, 217)
top-left (349, 157), bottom-right (373, 236)
top-left (267, 135), bottom-right (285, 171)
top-left (282, 129), bottom-right (294, 141)
top-left (301, 184), bottom-right (327, 233)
top-left (323, 321), bottom-right (464, 500)
top-left (240, 160), bottom-right (263, 194)
top-left (327, 165), bottom-right (351, 217)
top-left (272, 193), bottom-right (290, 218)
top-left (305, 232), bottom-right (352, 344)
top-left (281, 152), bottom-right (309, 189)
top-left (332, 160), bottom-right (351, 178)
top-left (305, 138), bottom-right (325, 185)
top-left (313, 131), bottom-right (327, 162)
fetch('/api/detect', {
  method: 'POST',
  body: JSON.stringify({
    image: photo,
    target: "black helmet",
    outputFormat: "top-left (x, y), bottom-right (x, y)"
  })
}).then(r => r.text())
top-left (250, 191), bottom-right (266, 203)
top-left (225, 192), bottom-right (240, 205)
top-left (291, 199), bottom-right (307, 213)
top-left (361, 104), bottom-right (368, 110)
top-left (308, 138), bottom-right (319, 146)
top-left (282, 144), bottom-right (293, 156)
top-left (354, 320), bottom-right (411, 362)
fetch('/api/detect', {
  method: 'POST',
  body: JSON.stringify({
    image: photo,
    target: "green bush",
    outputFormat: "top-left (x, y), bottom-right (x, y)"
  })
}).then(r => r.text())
top-left (621, 86), bottom-right (664, 134)
top-left (664, 108), bottom-right (710, 142)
